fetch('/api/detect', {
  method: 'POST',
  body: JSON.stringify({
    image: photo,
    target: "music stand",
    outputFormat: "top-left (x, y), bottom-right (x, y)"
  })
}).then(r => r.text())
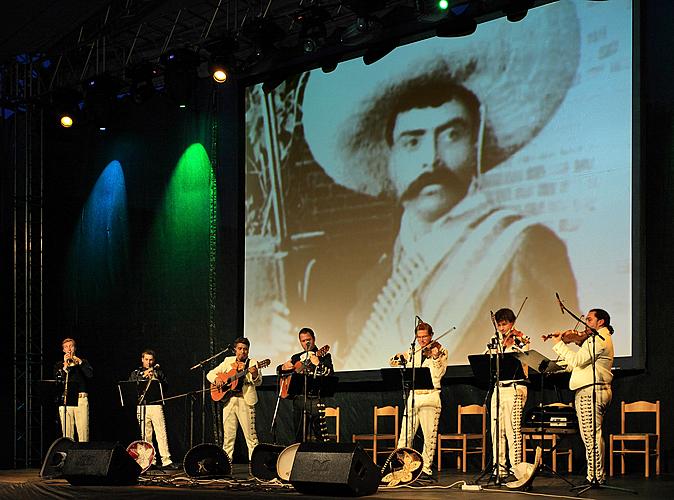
top-left (284, 373), bottom-right (338, 399)
top-left (513, 350), bottom-right (574, 487)
top-left (35, 380), bottom-right (63, 405)
top-left (36, 380), bottom-right (65, 436)
top-left (381, 366), bottom-right (434, 450)
top-left (469, 353), bottom-right (525, 484)
top-left (118, 380), bottom-right (165, 440)
top-left (286, 373), bottom-right (339, 442)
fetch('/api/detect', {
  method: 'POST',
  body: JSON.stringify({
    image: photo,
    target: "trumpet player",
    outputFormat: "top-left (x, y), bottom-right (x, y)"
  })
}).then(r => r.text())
top-left (129, 349), bottom-right (177, 470)
top-left (54, 337), bottom-right (93, 441)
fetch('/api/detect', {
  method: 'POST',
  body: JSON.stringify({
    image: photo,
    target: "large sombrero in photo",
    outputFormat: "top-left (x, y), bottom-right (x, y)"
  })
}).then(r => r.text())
top-left (301, 1), bottom-right (580, 197)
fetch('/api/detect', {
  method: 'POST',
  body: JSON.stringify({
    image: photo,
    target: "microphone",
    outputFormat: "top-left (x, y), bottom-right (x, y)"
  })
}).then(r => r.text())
top-left (555, 292), bottom-right (565, 315)
top-left (153, 363), bottom-right (160, 369)
top-left (415, 315), bottom-right (423, 324)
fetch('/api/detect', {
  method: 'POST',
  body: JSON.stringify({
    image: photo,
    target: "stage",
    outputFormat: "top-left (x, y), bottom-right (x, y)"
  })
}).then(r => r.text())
top-left (0, 465), bottom-right (671, 500)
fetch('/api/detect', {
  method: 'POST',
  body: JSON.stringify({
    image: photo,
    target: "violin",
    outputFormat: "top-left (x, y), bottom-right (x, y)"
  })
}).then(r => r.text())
top-left (502, 328), bottom-right (530, 349)
top-left (421, 340), bottom-right (444, 359)
top-left (541, 328), bottom-right (590, 346)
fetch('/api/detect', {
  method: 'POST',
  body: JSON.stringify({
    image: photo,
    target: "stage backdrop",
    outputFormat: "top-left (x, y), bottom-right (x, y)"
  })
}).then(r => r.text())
top-left (243, 0), bottom-right (637, 371)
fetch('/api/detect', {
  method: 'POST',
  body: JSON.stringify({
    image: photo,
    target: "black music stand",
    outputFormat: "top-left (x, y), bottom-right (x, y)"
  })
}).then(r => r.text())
top-left (381, 367), bottom-right (434, 449)
top-left (380, 367), bottom-right (434, 390)
top-left (36, 380), bottom-right (65, 436)
top-left (118, 380), bottom-right (165, 441)
top-left (284, 373), bottom-right (338, 399)
top-left (469, 353), bottom-right (525, 484)
top-left (513, 350), bottom-right (574, 487)
top-left (286, 373), bottom-right (339, 442)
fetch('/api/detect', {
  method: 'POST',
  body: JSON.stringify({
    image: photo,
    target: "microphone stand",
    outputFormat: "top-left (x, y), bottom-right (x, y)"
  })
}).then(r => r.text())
top-left (555, 294), bottom-right (635, 495)
top-left (302, 343), bottom-right (311, 442)
top-left (190, 346), bottom-right (231, 444)
top-left (478, 313), bottom-right (505, 485)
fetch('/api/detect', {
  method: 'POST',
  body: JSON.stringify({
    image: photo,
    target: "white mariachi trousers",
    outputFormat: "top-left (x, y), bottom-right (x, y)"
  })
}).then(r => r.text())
top-left (490, 384), bottom-right (527, 474)
top-left (137, 404), bottom-right (172, 465)
top-left (397, 391), bottom-right (442, 475)
top-left (222, 396), bottom-right (259, 462)
top-left (575, 385), bottom-right (612, 482)
top-left (59, 397), bottom-right (89, 442)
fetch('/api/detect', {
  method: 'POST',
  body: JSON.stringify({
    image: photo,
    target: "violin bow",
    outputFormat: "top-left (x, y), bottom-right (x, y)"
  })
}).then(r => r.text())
top-left (502, 296), bottom-right (528, 344)
top-left (555, 292), bottom-right (604, 340)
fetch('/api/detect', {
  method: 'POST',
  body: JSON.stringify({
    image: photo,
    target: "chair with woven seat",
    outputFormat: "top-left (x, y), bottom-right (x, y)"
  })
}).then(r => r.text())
top-left (324, 406), bottom-right (340, 442)
top-left (437, 404), bottom-right (486, 472)
top-left (610, 400), bottom-right (660, 478)
top-left (352, 405), bottom-right (399, 464)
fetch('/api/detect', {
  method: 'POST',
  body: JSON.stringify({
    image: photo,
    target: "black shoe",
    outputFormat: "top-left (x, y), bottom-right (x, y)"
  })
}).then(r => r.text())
top-left (162, 463), bottom-right (181, 471)
top-left (416, 472), bottom-right (437, 484)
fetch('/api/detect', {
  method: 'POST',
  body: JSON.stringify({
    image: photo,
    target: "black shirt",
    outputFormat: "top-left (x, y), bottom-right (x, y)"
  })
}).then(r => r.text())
top-left (54, 359), bottom-right (94, 406)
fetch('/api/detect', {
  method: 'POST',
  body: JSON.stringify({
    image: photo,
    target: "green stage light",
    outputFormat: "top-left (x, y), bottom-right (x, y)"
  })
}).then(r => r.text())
top-left (438, 0), bottom-right (449, 10)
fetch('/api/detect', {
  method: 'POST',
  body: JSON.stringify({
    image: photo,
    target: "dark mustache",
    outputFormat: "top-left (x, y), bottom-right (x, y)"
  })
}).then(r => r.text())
top-left (400, 167), bottom-right (462, 201)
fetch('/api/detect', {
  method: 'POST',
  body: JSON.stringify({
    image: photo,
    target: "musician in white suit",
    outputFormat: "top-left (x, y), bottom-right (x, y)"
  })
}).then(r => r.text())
top-left (207, 337), bottom-right (262, 462)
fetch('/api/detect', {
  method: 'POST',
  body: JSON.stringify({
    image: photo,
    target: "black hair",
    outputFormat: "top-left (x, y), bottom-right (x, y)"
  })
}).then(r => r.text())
top-left (233, 336), bottom-right (250, 348)
top-left (495, 308), bottom-right (516, 324)
top-left (589, 309), bottom-right (614, 334)
top-left (298, 327), bottom-right (316, 340)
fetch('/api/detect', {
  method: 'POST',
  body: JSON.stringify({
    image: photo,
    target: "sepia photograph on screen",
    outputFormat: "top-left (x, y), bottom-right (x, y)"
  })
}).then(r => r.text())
top-left (244, 0), bottom-right (633, 372)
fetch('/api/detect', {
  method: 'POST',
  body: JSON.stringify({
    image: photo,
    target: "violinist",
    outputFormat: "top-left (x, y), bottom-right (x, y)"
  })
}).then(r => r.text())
top-left (544, 308), bottom-right (614, 485)
top-left (489, 308), bottom-right (529, 478)
top-left (280, 327), bottom-right (333, 442)
top-left (390, 321), bottom-right (448, 482)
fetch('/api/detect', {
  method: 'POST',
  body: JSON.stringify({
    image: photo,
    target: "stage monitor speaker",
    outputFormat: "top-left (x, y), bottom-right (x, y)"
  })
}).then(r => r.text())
top-left (62, 442), bottom-right (142, 486)
top-left (40, 437), bottom-right (75, 479)
top-left (289, 442), bottom-right (381, 497)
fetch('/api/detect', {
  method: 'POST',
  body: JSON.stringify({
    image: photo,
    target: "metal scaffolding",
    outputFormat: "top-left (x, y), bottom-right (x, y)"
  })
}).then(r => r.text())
top-left (9, 60), bottom-right (45, 468)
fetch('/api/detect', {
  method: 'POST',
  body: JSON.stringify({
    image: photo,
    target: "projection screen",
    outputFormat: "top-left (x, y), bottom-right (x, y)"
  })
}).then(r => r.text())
top-left (244, 0), bottom-right (636, 372)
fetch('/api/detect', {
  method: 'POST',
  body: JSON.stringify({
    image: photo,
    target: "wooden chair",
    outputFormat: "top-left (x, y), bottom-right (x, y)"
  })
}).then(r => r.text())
top-left (352, 406), bottom-right (399, 464)
top-left (324, 406), bottom-right (340, 442)
top-left (610, 400), bottom-right (660, 477)
top-left (437, 404), bottom-right (486, 472)
top-left (522, 433), bottom-right (572, 472)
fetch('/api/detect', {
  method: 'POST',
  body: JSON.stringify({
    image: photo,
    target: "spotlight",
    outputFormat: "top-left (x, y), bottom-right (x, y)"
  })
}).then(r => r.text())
top-left (60, 115), bottom-right (74, 128)
top-left (438, 0), bottom-right (449, 9)
top-left (127, 62), bottom-right (159, 104)
top-left (436, 16), bottom-right (477, 37)
top-left (212, 68), bottom-right (228, 83)
top-left (160, 48), bottom-right (199, 107)
top-left (205, 36), bottom-right (238, 85)
top-left (296, 6), bottom-right (329, 53)
top-left (504, 0), bottom-right (534, 22)
top-left (50, 88), bottom-right (81, 128)
top-left (362, 39), bottom-right (398, 66)
top-left (83, 72), bottom-right (119, 130)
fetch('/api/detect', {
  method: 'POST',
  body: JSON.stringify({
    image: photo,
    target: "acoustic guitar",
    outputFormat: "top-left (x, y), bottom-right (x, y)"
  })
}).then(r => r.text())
top-left (279, 345), bottom-right (330, 399)
top-left (210, 359), bottom-right (270, 402)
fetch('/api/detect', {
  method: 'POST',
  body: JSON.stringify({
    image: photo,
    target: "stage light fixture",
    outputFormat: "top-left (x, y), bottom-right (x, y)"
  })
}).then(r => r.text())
top-left (436, 15), bottom-right (477, 37)
top-left (83, 72), bottom-right (119, 130)
top-left (212, 68), bottom-right (228, 83)
top-left (438, 0), bottom-right (449, 10)
top-left (128, 62), bottom-right (159, 104)
top-left (296, 6), bottom-right (329, 53)
top-left (504, 0), bottom-right (534, 23)
top-left (160, 48), bottom-right (199, 107)
top-left (362, 39), bottom-right (398, 66)
top-left (60, 115), bottom-right (74, 128)
top-left (51, 88), bottom-right (81, 128)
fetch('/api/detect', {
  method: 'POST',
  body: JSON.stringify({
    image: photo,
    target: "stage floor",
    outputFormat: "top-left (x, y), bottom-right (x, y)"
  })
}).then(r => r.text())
top-left (0, 465), bottom-right (672, 499)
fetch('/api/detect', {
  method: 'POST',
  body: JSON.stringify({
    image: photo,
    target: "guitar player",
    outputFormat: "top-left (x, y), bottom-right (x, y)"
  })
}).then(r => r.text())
top-left (207, 337), bottom-right (262, 462)
top-left (279, 327), bottom-right (334, 442)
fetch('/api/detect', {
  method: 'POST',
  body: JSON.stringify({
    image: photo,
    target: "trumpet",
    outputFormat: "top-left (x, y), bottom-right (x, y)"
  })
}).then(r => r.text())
top-left (65, 357), bottom-right (76, 366)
